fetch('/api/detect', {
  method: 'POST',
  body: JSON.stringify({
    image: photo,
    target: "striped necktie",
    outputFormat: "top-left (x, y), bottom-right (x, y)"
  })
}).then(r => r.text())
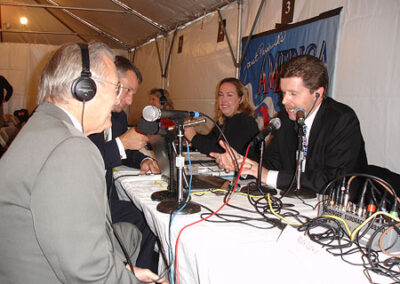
top-left (301, 124), bottom-right (307, 172)
top-left (104, 128), bottom-right (111, 142)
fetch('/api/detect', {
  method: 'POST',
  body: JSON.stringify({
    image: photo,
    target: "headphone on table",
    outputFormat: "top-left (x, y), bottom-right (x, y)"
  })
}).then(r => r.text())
top-left (159, 88), bottom-right (167, 106)
top-left (71, 44), bottom-right (97, 102)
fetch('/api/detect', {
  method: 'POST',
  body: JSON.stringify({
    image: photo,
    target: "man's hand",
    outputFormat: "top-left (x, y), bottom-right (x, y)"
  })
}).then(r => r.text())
top-left (209, 140), bottom-right (241, 172)
top-left (209, 140), bottom-right (265, 178)
top-left (140, 159), bottom-right (161, 174)
top-left (130, 266), bottom-right (169, 284)
top-left (119, 128), bottom-right (149, 151)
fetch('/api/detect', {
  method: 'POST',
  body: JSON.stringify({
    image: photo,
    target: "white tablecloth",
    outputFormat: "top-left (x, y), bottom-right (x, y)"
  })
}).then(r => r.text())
top-left (121, 177), bottom-right (389, 284)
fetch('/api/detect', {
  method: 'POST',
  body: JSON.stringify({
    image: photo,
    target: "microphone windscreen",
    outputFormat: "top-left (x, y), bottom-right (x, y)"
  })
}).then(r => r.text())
top-left (294, 107), bottom-right (306, 125)
top-left (137, 118), bottom-right (159, 135)
top-left (270, 117), bottom-right (281, 130)
top-left (294, 107), bottom-right (306, 117)
top-left (142, 105), bottom-right (160, 122)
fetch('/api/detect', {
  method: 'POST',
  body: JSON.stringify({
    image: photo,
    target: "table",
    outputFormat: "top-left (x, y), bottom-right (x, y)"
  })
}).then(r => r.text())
top-left (120, 174), bottom-right (393, 284)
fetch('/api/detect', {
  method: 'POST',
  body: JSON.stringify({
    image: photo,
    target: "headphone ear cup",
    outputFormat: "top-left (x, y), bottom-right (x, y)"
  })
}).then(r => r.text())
top-left (71, 76), bottom-right (97, 102)
top-left (159, 95), bottom-right (167, 106)
top-left (71, 44), bottom-right (97, 102)
top-left (159, 89), bottom-right (167, 106)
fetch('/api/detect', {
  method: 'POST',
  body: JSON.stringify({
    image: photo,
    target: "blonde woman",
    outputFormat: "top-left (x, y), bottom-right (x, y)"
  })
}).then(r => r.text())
top-left (184, 77), bottom-right (258, 158)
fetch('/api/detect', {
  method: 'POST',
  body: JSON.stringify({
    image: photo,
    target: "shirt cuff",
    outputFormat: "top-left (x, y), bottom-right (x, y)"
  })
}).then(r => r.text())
top-left (140, 157), bottom-right (154, 166)
top-left (266, 170), bottom-right (278, 188)
top-left (115, 137), bottom-right (127, 160)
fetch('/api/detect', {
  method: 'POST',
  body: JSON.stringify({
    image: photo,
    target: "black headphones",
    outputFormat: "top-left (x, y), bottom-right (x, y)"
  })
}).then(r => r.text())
top-left (71, 44), bottom-right (97, 102)
top-left (159, 88), bottom-right (167, 106)
top-left (315, 92), bottom-right (321, 99)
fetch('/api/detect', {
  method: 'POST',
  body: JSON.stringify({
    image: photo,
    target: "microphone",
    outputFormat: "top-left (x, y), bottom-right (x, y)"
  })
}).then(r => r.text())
top-left (142, 105), bottom-right (201, 122)
top-left (167, 118), bottom-right (206, 131)
top-left (249, 118), bottom-right (281, 147)
top-left (137, 118), bottom-right (168, 135)
top-left (294, 107), bottom-right (306, 125)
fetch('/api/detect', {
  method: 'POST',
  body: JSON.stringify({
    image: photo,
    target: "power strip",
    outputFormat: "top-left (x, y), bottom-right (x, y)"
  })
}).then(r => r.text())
top-left (321, 205), bottom-right (400, 252)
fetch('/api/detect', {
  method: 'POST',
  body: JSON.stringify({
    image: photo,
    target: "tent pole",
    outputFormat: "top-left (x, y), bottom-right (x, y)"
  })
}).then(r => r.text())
top-left (235, 0), bottom-right (243, 78)
top-left (0, 2), bottom-right (132, 14)
top-left (42, 0), bottom-right (128, 49)
top-left (217, 9), bottom-right (237, 70)
top-left (155, 39), bottom-right (164, 80)
top-left (162, 36), bottom-right (167, 88)
top-left (32, 0), bottom-right (86, 43)
top-left (162, 29), bottom-right (177, 79)
top-left (238, 0), bottom-right (266, 67)
top-left (0, 5), bottom-right (2, 42)
top-left (108, 0), bottom-right (166, 33)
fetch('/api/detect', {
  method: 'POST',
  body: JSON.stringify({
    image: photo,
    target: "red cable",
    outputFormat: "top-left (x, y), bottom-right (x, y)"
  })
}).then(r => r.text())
top-left (174, 145), bottom-right (250, 284)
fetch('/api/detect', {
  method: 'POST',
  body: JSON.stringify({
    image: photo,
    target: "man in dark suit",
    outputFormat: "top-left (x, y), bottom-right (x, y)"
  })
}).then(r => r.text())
top-left (0, 42), bottom-right (166, 283)
top-left (89, 56), bottom-right (160, 273)
top-left (211, 55), bottom-right (367, 194)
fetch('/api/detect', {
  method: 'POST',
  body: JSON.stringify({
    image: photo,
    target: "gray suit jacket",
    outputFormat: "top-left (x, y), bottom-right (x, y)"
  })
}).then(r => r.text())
top-left (0, 103), bottom-right (141, 283)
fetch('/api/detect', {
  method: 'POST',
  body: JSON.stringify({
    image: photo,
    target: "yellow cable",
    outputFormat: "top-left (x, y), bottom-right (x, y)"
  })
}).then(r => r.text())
top-left (190, 188), bottom-right (269, 198)
top-left (321, 214), bottom-right (352, 236)
top-left (267, 194), bottom-right (302, 227)
top-left (154, 179), bottom-right (168, 189)
top-left (350, 211), bottom-right (400, 241)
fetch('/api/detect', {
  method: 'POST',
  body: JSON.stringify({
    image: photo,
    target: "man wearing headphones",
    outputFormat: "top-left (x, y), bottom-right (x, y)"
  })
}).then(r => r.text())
top-left (0, 43), bottom-right (167, 283)
top-left (211, 55), bottom-right (367, 194)
top-left (89, 56), bottom-right (160, 273)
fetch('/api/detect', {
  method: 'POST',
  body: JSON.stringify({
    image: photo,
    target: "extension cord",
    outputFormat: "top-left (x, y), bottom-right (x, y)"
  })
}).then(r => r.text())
top-left (321, 205), bottom-right (400, 253)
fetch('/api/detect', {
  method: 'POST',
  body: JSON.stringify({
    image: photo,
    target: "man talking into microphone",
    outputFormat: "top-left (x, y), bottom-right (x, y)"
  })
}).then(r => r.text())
top-left (89, 56), bottom-right (160, 273)
top-left (210, 55), bottom-right (367, 193)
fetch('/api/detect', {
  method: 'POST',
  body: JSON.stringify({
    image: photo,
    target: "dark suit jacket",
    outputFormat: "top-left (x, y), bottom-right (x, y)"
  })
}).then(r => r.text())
top-left (264, 97), bottom-right (368, 193)
top-left (89, 111), bottom-right (150, 224)
top-left (89, 111), bottom-right (159, 273)
top-left (90, 111), bottom-right (147, 171)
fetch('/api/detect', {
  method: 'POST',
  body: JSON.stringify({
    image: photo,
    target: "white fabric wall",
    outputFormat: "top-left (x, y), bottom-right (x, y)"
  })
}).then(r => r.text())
top-left (0, 42), bottom-right (128, 114)
top-left (130, 3), bottom-right (239, 134)
top-left (133, 0), bottom-right (400, 173)
top-left (290, 0), bottom-right (400, 173)
top-left (0, 43), bottom-right (58, 114)
top-left (0, 1), bottom-right (398, 173)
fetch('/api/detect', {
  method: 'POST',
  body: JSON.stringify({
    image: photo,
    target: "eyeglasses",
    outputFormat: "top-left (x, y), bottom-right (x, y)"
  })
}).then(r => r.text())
top-left (121, 86), bottom-right (135, 96)
top-left (94, 77), bottom-right (123, 99)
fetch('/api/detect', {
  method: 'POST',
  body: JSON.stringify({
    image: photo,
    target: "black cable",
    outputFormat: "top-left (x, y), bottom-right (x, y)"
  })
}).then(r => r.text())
top-left (199, 113), bottom-right (240, 182)
top-left (81, 100), bottom-right (86, 134)
top-left (109, 174), bottom-right (170, 283)
top-left (110, 218), bottom-right (135, 272)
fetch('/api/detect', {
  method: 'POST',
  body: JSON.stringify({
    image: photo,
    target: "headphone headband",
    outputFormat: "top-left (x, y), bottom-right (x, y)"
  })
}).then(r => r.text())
top-left (71, 43), bottom-right (97, 102)
top-left (78, 44), bottom-right (91, 78)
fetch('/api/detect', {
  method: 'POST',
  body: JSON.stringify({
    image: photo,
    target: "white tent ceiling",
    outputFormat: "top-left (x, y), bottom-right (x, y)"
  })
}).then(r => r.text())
top-left (0, 0), bottom-right (235, 49)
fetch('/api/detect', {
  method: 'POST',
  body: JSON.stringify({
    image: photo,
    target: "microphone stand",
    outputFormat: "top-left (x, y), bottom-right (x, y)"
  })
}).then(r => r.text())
top-left (157, 120), bottom-right (200, 214)
top-left (283, 123), bottom-right (316, 199)
top-left (241, 140), bottom-right (277, 195)
top-left (151, 131), bottom-right (177, 201)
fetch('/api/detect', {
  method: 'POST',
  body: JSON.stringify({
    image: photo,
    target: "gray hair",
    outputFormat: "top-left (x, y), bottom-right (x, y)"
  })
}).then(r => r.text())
top-left (37, 42), bottom-right (115, 104)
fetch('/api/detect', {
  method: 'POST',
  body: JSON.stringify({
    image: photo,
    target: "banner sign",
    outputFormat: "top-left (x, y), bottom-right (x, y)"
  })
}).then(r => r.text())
top-left (240, 8), bottom-right (341, 127)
